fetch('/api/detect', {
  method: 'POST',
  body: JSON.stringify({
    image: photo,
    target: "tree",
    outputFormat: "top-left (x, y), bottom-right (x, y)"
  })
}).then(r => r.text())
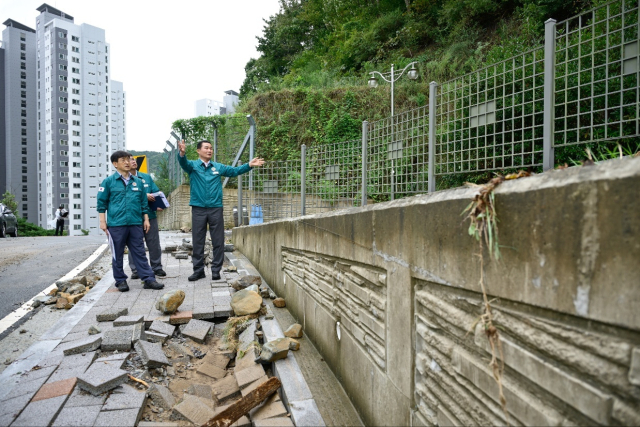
top-left (0, 191), bottom-right (18, 215)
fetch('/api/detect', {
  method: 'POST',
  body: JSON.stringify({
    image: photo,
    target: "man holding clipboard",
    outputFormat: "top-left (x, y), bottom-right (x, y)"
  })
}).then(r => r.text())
top-left (128, 156), bottom-right (167, 279)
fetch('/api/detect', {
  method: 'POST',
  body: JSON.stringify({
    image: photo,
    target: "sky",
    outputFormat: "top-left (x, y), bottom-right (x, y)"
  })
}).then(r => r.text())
top-left (0, 0), bottom-right (282, 152)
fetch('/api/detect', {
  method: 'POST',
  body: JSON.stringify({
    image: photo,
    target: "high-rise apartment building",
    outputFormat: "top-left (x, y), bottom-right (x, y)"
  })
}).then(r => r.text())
top-left (194, 90), bottom-right (239, 117)
top-left (110, 80), bottom-right (126, 152)
top-left (1, 4), bottom-right (125, 234)
top-left (1, 20), bottom-right (37, 221)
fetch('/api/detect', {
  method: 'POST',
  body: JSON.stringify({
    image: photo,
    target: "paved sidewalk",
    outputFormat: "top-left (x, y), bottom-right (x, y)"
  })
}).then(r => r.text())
top-left (0, 231), bottom-right (339, 427)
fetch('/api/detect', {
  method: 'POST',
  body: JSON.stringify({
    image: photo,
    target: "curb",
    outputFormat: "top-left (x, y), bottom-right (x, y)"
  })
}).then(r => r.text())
top-left (0, 244), bottom-right (115, 400)
top-left (226, 252), bottom-right (326, 427)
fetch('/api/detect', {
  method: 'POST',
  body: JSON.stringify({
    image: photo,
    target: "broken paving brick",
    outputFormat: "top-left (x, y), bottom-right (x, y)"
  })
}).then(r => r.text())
top-left (96, 307), bottom-right (128, 322)
top-left (135, 340), bottom-right (170, 368)
top-left (76, 363), bottom-right (127, 396)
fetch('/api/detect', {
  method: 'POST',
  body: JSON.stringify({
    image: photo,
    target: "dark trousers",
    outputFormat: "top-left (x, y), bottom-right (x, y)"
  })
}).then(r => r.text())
top-left (108, 225), bottom-right (155, 283)
top-left (191, 206), bottom-right (224, 274)
top-left (55, 219), bottom-right (64, 236)
top-left (128, 218), bottom-right (162, 273)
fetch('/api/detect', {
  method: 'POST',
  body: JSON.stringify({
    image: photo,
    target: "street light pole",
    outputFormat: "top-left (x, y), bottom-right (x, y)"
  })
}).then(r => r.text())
top-left (368, 62), bottom-right (419, 201)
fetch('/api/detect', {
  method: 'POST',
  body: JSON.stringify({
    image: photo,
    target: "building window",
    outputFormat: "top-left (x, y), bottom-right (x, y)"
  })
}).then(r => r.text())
top-left (72, 46), bottom-right (79, 53)
top-left (23, 205), bottom-right (28, 212)
top-left (21, 62), bottom-right (26, 70)
top-left (59, 97), bottom-right (67, 103)
top-left (20, 43), bottom-right (26, 51)
top-left (58, 31), bottom-right (66, 39)
top-left (60, 151), bottom-right (68, 156)
top-left (22, 195), bottom-right (27, 201)
top-left (71, 36), bottom-right (79, 42)
top-left (73, 141), bottom-right (80, 147)
top-left (72, 131), bottom-right (80, 136)
top-left (60, 193), bottom-right (68, 198)
top-left (73, 214), bottom-right (81, 220)
top-left (21, 119), bottom-right (27, 126)
top-left (22, 129), bottom-right (27, 136)
top-left (60, 182), bottom-right (68, 188)
top-left (59, 118), bottom-right (67, 124)
top-left (60, 139), bottom-right (68, 145)
top-left (22, 158), bottom-right (27, 164)
top-left (73, 194), bottom-right (81, 199)
top-left (58, 43), bottom-right (66, 49)
top-left (72, 110), bottom-right (80, 116)
top-left (22, 148), bottom-right (27, 155)
top-left (72, 99), bottom-right (80, 105)
top-left (60, 172), bottom-right (68, 177)
top-left (22, 166), bottom-right (27, 173)
top-left (21, 90), bottom-right (26, 98)
top-left (59, 129), bottom-right (67, 135)
top-left (72, 78), bottom-right (80, 84)
top-left (74, 225), bottom-right (81, 230)
top-left (73, 152), bottom-right (80, 157)
top-left (22, 176), bottom-right (28, 183)
top-left (73, 183), bottom-right (81, 188)
top-left (59, 107), bottom-right (67, 113)
top-left (72, 89), bottom-right (80, 95)
top-left (72, 67), bottom-right (79, 74)
top-left (72, 162), bottom-right (81, 168)
top-left (59, 86), bottom-right (67, 92)
top-left (21, 71), bottom-right (26, 79)
top-left (59, 75), bottom-right (67, 81)
top-left (21, 81), bottom-right (26, 89)
top-left (60, 161), bottom-right (68, 167)
top-left (72, 120), bottom-right (80, 126)
top-left (59, 54), bottom-right (66, 61)
top-left (73, 204), bottom-right (81, 209)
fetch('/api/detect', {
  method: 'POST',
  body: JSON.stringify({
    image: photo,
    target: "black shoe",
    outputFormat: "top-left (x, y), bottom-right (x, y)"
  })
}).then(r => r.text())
top-left (143, 280), bottom-right (164, 290)
top-left (130, 272), bottom-right (140, 280)
top-left (115, 281), bottom-right (129, 292)
top-left (154, 269), bottom-right (167, 277)
top-left (188, 271), bottom-right (206, 281)
top-left (211, 272), bottom-right (221, 280)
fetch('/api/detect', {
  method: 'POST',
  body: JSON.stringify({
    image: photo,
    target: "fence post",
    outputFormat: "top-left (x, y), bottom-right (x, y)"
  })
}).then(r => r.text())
top-left (361, 121), bottom-right (368, 206)
top-left (247, 115), bottom-right (256, 190)
top-left (238, 161), bottom-right (243, 226)
top-left (301, 144), bottom-right (306, 216)
top-left (213, 127), bottom-right (218, 163)
top-left (543, 18), bottom-right (557, 171)
top-left (428, 81), bottom-right (438, 193)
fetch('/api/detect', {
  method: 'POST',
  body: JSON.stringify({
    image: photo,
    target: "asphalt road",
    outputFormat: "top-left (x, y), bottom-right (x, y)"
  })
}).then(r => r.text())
top-left (0, 235), bottom-right (106, 322)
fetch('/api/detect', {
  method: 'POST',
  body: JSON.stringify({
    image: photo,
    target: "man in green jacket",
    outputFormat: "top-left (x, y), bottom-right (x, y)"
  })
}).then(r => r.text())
top-left (178, 139), bottom-right (264, 281)
top-left (98, 150), bottom-right (164, 292)
top-left (128, 155), bottom-right (166, 279)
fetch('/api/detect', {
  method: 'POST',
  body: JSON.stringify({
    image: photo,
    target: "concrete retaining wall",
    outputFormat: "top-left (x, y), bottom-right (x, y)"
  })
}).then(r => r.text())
top-left (232, 157), bottom-right (640, 427)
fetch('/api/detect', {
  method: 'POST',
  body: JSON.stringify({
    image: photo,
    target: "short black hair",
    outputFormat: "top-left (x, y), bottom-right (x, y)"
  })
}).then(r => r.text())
top-left (197, 140), bottom-right (212, 150)
top-left (110, 150), bottom-right (131, 163)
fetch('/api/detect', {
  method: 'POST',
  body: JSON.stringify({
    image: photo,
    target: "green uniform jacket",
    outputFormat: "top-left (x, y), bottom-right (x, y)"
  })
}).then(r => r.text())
top-left (178, 154), bottom-right (252, 208)
top-left (134, 171), bottom-right (161, 220)
top-left (97, 172), bottom-right (149, 227)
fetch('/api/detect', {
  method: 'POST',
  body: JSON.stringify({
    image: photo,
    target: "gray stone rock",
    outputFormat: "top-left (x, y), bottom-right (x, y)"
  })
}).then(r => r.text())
top-left (224, 244), bottom-right (234, 252)
top-left (32, 295), bottom-right (53, 308)
top-left (269, 291), bottom-right (277, 299)
top-left (164, 244), bottom-right (178, 252)
top-left (258, 338), bottom-right (290, 363)
top-left (229, 275), bottom-right (262, 291)
top-left (260, 286), bottom-right (270, 298)
top-left (96, 307), bottom-right (128, 322)
top-left (67, 283), bottom-right (86, 294)
top-left (238, 320), bottom-right (258, 353)
top-left (130, 322), bottom-right (145, 343)
top-left (95, 352), bottom-right (130, 369)
top-left (230, 290), bottom-right (262, 316)
top-left (181, 319), bottom-right (213, 344)
top-left (245, 285), bottom-right (259, 293)
top-left (155, 290), bottom-right (186, 314)
top-left (135, 340), bottom-right (170, 368)
top-left (284, 323), bottom-right (303, 338)
top-left (77, 363), bottom-right (128, 396)
top-left (174, 252), bottom-right (189, 259)
top-left (62, 335), bottom-right (102, 356)
top-left (88, 325), bottom-right (101, 335)
top-left (187, 383), bottom-right (213, 401)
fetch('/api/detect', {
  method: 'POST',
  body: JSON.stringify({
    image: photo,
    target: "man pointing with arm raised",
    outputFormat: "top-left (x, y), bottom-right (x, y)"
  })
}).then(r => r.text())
top-left (178, 139), bottom-right (265, 281)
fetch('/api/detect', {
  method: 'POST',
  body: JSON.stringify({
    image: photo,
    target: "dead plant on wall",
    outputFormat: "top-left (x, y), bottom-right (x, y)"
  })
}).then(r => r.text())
top-left (462, 173), bottom-right (516, 425)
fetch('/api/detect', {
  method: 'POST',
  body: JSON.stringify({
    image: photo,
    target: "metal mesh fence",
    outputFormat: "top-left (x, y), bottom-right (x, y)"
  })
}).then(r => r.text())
top-left (554, 0), bottom-right (640, 147)
top-left (435, 47), bottom-right (546, 175)
top-left (367, 105), bottom-right (429, 200)
top-left (305, 139), bottom-right (362, 212)
top-left (242, 159), bottom-right (303, 223)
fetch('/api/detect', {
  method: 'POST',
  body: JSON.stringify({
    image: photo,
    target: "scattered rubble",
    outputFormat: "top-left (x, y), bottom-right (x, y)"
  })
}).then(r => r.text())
top-left (155, 290), bottom-right (186, 314)
top-left (284, 324), bottom-right (303, 339)
top-left (273, 298), bottom-right (286, 308)
top-left (230, 275), bottom-right (262, 291)
top-left (231, 290), bottom-right (263, 316)
top-left (257, 338), bottom-right (290, 363)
